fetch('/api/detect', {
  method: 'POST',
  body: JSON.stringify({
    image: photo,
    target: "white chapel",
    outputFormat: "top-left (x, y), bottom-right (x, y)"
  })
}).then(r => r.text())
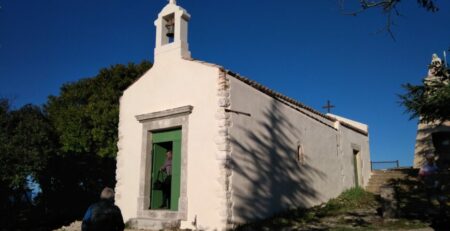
top-left (115, 1), bottom-right (371, 230)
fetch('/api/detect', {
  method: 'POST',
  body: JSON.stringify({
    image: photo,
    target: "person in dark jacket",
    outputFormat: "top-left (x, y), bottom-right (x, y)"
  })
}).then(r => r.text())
top-left (82, 187), bottom-right (125, 231)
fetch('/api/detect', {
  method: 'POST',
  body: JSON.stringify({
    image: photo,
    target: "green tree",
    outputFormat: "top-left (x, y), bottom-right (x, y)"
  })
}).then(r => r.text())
top-left (0, 61), bottom-right (152, 229)
top-left (0, 100), bottom-right (54, 195)
top-left (38, 61), bottom-right (152, 226)
top-left (0, 99), bottom-right (55, 228)
top-left (46, 61), bottom-right (152, 158)
top-left (399, 60), bottom-right (450, 123)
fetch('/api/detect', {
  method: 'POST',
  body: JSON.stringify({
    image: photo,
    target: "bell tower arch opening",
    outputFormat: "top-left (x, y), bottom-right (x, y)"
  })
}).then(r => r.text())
top-left (154, 0), bottom-right (191, 61)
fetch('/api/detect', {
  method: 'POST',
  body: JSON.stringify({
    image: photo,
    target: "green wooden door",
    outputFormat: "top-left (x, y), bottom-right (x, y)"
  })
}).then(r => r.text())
top-left (150, 129), bottom-right (181, 211)
top-left (150, 143), bottom-right (167, 209)
top-left (171, 139), bottom-right (181, 211)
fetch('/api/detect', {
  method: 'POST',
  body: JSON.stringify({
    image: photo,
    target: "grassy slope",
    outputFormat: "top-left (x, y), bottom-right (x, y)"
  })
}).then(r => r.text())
top-left (235, 187), bottom-right (429, 231)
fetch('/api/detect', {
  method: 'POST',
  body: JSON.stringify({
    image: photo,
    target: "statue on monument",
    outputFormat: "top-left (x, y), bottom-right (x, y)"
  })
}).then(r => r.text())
top-left (424, 53), bottom-right (449, 93)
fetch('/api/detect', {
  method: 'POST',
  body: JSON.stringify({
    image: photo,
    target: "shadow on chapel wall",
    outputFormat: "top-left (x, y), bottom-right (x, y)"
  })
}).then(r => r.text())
top-left (229, 99), bottom-right (327, 223)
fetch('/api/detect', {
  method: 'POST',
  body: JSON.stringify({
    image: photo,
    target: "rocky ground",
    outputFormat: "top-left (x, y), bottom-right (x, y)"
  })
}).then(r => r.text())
top-left (53, 209), bottom-right (436, 231)
top-left (53, 221), bottom-right (81, 231)
top-left (54, 187), bottom-right (447, 231)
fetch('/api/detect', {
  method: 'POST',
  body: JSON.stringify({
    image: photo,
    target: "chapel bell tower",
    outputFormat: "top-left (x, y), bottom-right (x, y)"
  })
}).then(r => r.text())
top-left (154, 0), bottom-right (191, 61)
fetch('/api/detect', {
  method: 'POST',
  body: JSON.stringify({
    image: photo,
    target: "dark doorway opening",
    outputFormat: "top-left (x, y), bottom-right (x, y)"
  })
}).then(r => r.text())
top-left (432, 131), bottom-right (450, 168)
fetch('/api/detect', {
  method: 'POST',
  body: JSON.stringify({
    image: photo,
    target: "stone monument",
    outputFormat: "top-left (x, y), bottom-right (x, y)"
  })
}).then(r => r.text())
top-left (413, 54), bottom-right (450, 168)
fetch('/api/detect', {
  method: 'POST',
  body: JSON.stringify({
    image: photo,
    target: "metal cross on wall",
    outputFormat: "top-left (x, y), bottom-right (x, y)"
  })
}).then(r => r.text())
top-left (322, 100), bottom-right (335, 113)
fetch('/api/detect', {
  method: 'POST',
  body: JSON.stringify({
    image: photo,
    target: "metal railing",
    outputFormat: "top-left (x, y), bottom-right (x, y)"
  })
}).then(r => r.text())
top-left (370, 160), bottom-right (400, 170)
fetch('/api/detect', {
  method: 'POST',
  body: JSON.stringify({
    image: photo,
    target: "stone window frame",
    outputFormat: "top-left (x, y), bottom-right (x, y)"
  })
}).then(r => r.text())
top-left (135, 105), bottom-right (193, 220)
top-left (296, 143), bottom-right (306, 165)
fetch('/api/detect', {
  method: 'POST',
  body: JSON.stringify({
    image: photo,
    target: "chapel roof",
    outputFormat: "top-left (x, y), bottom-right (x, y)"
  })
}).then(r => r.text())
top-left (190, 59), bottom-right (368, 136)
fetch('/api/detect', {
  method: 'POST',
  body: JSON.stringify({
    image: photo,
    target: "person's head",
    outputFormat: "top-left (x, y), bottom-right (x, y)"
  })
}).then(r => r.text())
top-left (100, 187), bottom-right (115, 201)
top-left (166, 150), bottom-right (173, 160)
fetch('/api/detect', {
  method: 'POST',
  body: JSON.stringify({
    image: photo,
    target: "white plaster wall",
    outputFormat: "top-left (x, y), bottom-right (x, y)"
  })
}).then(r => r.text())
top-left (338, 125), bottom-right (371, 188)
top-left (228, 77), bottom-right (371, 224)
top-left (328, 113), bottom-right (368, 132)
top-left (115, 58), bottom-right (225, 230)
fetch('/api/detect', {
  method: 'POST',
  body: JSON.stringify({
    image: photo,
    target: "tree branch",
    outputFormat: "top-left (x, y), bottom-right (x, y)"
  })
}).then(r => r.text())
top-left (338, 0), bottom-right (439, 40)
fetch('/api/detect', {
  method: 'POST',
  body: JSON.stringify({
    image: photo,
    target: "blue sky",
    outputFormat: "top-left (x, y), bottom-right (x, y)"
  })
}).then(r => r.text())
top-left (1, 0), bottom-right (449, 166)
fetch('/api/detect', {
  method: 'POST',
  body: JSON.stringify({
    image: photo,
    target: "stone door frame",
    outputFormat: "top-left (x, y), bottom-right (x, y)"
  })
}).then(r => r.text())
top-left (135, 105), bottom-right (193, 220)
top-left (351, 143), bottom-right (363, 187)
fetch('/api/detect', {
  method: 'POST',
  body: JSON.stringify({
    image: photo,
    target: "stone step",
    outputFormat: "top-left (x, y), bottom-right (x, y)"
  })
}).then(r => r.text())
top-left (370, 176), bottom-right (413, 179)
top-left (367, 182), bottom-right (403, 187)
top-left (371, 172), bottom-right (410, 175)
top-left (371, 172), bottom-right (414, 175)
top-left (370, 173), bottom-right (410, 177)
top-left (368, 180), bottom-right (407, 184)
top-left (372, 169), bottom-right (413, 171)
top-left (370, 175), bottom-right (408, 178)
top-left (127, 218), bottom-right (180, 230)
top-left (366, 186), bottom-right (384, 192)
top-left (366, 185), bottom-right (392, 190)
top-left (365, 169), bottom-right (416, 194)
top-left (369, 176), bottom-right (409, 180)
top-left (370, 176), bottom-right (409, 180)
top-left (366, 185), bottom-right (432, 193)
top-left (367, 178), bottom-right (408, 184)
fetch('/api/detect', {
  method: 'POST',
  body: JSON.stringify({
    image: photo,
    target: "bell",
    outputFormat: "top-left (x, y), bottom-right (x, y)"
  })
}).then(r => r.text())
top-left (165, 18), bottom-right (175, 38)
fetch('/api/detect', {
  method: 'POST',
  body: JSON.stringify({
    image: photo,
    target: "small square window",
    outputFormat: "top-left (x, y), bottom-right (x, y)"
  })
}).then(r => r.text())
top-left (297, 144), bottom-right (305, 165)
